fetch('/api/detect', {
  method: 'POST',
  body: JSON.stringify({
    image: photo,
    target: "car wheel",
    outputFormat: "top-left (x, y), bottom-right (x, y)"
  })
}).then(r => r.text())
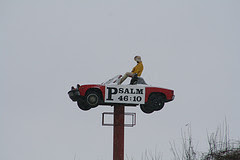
top-left (148, 94), bottom-right (165, 111)
top-left (140, 104), bottom-right (154, 114)
top-left (77, 98), bottom-right (91, 111)
top-left (85, 91), bottom-right (101, 108)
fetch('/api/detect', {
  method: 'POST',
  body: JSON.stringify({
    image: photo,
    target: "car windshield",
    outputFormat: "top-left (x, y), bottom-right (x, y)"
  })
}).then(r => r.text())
top-left (102, 75), bottom-right (147, 85)
top-left (101, 75), bottom-right (122, 85)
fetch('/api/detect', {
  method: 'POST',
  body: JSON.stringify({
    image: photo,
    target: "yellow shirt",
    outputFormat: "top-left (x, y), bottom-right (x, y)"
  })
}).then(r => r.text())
top-left (131, 61), bottom-right (143, 76)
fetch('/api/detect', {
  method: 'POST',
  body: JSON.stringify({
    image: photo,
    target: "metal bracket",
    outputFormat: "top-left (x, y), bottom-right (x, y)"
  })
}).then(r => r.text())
top-left (102, 112), bottom-right (136, 127)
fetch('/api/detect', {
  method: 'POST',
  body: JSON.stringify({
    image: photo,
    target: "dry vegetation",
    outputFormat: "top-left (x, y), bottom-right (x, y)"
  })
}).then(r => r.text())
top-left (138, 120), bottom-right (240, 160)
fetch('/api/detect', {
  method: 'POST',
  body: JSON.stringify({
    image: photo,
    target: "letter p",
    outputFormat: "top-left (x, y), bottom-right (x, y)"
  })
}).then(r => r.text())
top-left (106, 87), bottom-right (118, 101)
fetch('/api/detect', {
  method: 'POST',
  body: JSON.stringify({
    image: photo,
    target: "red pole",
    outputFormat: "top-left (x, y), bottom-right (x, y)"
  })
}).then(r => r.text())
top-left (113, 105), bottom-right (124, 160)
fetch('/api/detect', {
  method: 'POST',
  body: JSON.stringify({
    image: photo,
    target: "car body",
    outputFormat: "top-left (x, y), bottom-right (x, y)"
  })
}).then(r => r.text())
top-left (68, 75), bottom-right (174, 114)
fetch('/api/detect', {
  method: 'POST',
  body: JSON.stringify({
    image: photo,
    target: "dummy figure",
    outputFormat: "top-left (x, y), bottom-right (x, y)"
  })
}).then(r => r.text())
top-left (119, 56), bottom-right (143, 84)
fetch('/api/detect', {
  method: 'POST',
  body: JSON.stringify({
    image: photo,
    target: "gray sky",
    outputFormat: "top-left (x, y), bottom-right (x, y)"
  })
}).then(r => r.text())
top-left (1, 0), bottom-right (240, 160)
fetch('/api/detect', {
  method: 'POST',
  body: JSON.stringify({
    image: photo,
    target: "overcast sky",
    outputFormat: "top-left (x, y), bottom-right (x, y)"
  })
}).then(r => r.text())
top-left (1, 0), bottom-right (240, 160)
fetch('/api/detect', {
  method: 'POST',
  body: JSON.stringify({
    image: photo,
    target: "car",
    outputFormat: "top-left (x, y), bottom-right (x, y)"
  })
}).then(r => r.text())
top-left (68, 75), bottom-right (175, 114)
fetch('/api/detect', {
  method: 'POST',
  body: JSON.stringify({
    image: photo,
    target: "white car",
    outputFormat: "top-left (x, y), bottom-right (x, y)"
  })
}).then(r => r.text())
top-left (68, 75), bottom-right (175, 114)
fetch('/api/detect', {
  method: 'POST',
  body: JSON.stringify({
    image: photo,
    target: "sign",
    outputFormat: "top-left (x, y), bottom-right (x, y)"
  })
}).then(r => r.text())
top-left (105, 85), bottom-right (145, 104)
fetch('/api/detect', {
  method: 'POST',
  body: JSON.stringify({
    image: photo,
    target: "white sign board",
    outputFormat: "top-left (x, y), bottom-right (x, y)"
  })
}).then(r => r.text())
top-left (105, 85), bottom-right (146, 104)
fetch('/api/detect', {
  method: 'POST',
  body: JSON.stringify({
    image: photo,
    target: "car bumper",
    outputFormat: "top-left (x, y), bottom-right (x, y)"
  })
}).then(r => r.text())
top-left (68, 89), bottom-right (81, 101)
top-left (166, 95), bottom-right (175, 102)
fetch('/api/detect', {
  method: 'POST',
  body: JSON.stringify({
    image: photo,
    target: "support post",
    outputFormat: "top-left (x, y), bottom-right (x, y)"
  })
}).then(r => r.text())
top-left (113, 105), bottom-right (125, 160)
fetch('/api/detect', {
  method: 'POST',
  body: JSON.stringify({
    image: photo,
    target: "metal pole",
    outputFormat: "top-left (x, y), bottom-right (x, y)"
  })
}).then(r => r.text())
top-left (113, 105), bottom-right (124, 160)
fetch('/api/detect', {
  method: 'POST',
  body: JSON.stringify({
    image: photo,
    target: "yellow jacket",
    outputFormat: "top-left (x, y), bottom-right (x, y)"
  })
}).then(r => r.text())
top-left (131, 61), bottom-right (143, 76)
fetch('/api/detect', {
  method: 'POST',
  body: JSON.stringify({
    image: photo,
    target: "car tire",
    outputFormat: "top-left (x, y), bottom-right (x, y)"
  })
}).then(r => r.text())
top-left (148, 94), bottom-right (165, 111)
top-left (77, 98), bottom-right (91, 111)
top-left (85, 91), bottom-right (101, 108)
top-left (140, 104), bottom-right (154, 114)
